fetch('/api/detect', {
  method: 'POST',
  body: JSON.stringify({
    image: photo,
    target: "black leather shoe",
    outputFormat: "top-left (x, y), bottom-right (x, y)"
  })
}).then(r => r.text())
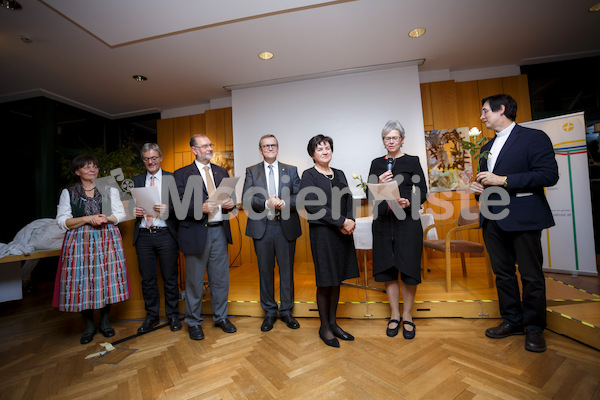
top-left (386, 319), bottom-right (401, 337)
top-left (261, 316), bottom-right (276, 332)
top-left (402, 321), bottom-right (416, 340)
top-left (99, 327), bottom-right (115, 338)
top-left (485, 322), bottom-right (525, 339)
top-left (281, 314), bottom-right (300, 329)
top-left (169, 317), bottom-right (182, 332)
top-left (80, 328), bottom-right (96, 345)
top-left (319, 330), bottom-right (340, 348)
top-left (215, 318), bottom-right (237, 333)
top-left (525, 329), bottom-right (546, 353)
top-left (137, 317), bottom-right (160, 333)
top-left (189, 325), bottom-right (204, 340)
top-left (332, 327), bottom-right (354, 341)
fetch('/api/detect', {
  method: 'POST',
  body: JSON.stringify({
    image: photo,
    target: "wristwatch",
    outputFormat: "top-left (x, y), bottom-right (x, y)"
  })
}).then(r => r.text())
top-left (503, 177), bottom-right (508, 188)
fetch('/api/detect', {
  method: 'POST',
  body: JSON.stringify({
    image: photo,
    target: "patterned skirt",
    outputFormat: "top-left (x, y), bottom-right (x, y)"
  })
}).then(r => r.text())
top-left (52, 224), bottom-right (130, 312)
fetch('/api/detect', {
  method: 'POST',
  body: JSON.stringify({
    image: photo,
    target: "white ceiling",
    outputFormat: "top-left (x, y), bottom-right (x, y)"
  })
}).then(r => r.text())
top-left (1, 0), bottom-right (599, 119)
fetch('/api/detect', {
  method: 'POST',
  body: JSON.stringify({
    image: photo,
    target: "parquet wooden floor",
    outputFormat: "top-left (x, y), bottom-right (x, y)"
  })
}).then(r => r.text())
top-left (1, 287), bottom-right (599, 400)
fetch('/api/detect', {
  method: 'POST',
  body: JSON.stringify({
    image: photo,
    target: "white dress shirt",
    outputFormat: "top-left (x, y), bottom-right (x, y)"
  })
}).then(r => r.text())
top-left (487, 122), bottom-right (515, 172)
top-left (194, 159), bottom-right (222, 222)
top-left (140, 169), bottom-right (167, 228)
top-left (263, 160), bottom-right (280, 210)
top-left (56, 186), bottom-right (125, 230)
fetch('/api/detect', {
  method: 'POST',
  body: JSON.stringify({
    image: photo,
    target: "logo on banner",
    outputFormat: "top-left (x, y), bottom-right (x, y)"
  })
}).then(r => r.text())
top-left (562, 122), bottom-right (574, 132)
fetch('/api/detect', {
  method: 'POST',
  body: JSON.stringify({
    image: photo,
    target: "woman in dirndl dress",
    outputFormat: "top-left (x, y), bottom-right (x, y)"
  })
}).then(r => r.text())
top-left (53, 155), bottom-right (130, 344)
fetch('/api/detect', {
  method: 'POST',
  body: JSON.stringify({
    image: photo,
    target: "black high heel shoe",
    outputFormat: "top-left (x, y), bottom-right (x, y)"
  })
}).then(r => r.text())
top-left (386, 319), bottom-right (401, 337)
top-left (319, 330), bottom-right (340, 348)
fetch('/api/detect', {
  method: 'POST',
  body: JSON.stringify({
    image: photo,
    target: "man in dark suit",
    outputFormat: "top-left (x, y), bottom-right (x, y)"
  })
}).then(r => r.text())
top-left (174, 134), bottom-right (236, 341)
top-left (242, 135), bottom-right (302, 332)
top-left (133, 143), bottom-right (181, 333)
top-left (470, 94), bottom-right (559, 352)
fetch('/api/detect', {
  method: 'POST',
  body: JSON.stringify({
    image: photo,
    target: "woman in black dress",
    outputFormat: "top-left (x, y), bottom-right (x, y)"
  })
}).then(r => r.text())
top-left (299, 135), bottom-right (360, 348)
top-left (369, 120), bottom-right (427, 339)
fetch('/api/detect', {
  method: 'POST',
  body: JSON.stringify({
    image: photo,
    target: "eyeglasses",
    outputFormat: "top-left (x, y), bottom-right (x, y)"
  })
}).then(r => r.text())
top-left (194, 143), bottom-right (214, 150)
top-left (261, 144), bottom-right (278, 149)
top-left (383, 136), bottom-right (402, 142)
top-left (142, 156), bottom-right (160, 163)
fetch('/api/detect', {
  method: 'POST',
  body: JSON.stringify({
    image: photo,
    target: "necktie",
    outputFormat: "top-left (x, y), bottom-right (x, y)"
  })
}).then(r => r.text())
top-left (146, 175), bottom-right (155, 228)
top-left (268, 165), bottom-right (276, 196)
top-left (203, 166), bottom-right (216, 196)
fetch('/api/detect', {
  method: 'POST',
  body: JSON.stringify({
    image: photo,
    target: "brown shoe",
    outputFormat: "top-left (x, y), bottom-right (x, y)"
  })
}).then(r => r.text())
top-left (485, 322), bottom-right (525, 338)
top-left (525, 329), bottom-right (546, 352)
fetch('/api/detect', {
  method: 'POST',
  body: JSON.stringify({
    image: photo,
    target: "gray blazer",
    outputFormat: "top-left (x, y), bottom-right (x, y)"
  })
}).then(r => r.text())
top-left (242, 161), bottom-right (301, 241)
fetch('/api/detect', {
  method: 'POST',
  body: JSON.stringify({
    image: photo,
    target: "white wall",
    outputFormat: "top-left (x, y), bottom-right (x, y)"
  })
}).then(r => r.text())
top-left (231, 65), bottom-right (427, 197)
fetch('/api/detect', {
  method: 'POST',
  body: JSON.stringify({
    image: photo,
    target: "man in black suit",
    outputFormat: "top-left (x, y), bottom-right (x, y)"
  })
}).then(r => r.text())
top-left (133, 143), bottom-right (181, 333)
top-left (174, 134), bottom-right (236, 340)
top-left (470, 94), bottom-right (559, 352)
top-left (242, 135), bottom-right (302, 332)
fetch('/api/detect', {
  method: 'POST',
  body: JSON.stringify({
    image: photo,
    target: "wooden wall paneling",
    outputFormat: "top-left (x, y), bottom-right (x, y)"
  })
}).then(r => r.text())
top-left (224, 108), bottom-right (234, 151)
top-left (456, 81), bottom-right (481, 129)
top-left (429, 80), bottom-right (459, 130)
top-left (206, 109), bottom-right (226, 152)
top-left (190, 114), bottom-right (206, 137)
top-left (173, 116), bottom-right (192, 153)
top-left (235, 211), bottom-right (257, 266)
top-left (157, 118), bottom-right (175, 173)
top-left (502, 75), bottom-right (532, 123)
top-left (174, 152), bottom-right (184, 171)
top-left (420, 83), bottom-right (434, 131)
top-left (228, 211), bottom-right (242, 267)
top-left (476, 78), bottom-right (504, 137)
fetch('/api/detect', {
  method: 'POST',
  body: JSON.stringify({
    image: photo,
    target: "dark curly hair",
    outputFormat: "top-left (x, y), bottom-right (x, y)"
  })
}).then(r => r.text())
top-left (307, 134), bottom-right (333, 162)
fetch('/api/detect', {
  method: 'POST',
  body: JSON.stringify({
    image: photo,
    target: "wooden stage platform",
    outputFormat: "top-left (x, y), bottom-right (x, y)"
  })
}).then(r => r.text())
top-left (216, 258), bottom-right (600, 349)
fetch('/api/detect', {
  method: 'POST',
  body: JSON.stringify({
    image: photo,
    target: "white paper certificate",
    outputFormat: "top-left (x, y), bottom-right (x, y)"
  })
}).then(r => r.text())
top-left (366, 182), bottom-right (400, 201)
top-left (130, 186), bottom-right (161, 217)
top-left (209, 176), bottom-right (240, 204)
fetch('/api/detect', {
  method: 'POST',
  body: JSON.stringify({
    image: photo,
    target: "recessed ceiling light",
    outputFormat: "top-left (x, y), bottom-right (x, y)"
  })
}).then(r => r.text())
top-left (2, 0), bottom-right (22, 10)
top-left (408, 28), bottom-right (426, 38)
top-left (589, 2), bottom-right (600, 11)
top-left (132, 75), bottom-right (148, 82)
top-left (258, 51), bottom-right (274, 60)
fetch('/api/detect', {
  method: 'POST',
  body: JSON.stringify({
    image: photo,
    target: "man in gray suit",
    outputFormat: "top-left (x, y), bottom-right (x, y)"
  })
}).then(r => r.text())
top-left (174, 134), bottom-right (236, 340)
top-left (242, 134), bottom-right (302, 331)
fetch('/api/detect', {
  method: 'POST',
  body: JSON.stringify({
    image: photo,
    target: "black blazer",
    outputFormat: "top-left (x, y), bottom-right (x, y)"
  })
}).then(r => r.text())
top-left (242, 161), bottom-right (302, 241)
top-left (479, 124), bottom-right (559, 231)
top-left (132, 170), bottom-right (178, 245)
top-left (173, 162), bottom-right (233, 254)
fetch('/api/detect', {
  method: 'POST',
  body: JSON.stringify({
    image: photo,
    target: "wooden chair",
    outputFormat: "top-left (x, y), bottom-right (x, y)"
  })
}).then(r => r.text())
top-left (422, 206), bottom-right (494, 292)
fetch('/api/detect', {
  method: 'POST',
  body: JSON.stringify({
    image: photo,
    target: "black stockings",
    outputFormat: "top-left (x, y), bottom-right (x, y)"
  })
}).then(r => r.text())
top-left (316, 285), bottom-right (345, 340)
top-left (81, 305), bottom-right (112, 333)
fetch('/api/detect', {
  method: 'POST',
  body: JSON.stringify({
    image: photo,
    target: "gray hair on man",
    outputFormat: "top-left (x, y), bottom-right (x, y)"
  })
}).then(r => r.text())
top-left (140, 143), bottom-right (163, 157)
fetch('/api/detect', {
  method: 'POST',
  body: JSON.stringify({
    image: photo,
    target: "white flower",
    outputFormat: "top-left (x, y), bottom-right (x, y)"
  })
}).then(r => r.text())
top-left (352, 173), bottom-right (359, 179)
top-left (468, 127), bottom-right (482, 137)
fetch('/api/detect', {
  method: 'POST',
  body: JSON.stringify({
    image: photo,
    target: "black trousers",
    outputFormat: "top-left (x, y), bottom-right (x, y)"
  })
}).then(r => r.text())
top-left (253, 220), bottom-right (296, 317)
top-left (135, 229), bottom-right (180, 319)
top-left (482, 220), bottom-right (546, 330)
